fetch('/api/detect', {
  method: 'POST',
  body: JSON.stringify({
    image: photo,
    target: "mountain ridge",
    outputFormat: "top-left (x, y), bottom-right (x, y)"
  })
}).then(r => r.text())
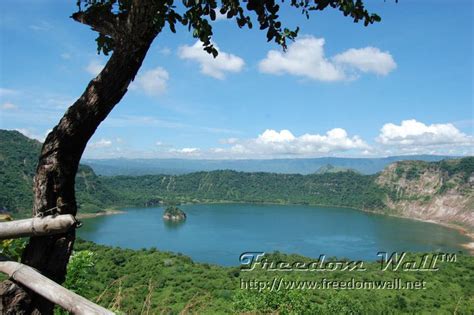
top-left (1, 129), bottom-right (472, 232)
top-left (83, 154), bottom-right (456, 176)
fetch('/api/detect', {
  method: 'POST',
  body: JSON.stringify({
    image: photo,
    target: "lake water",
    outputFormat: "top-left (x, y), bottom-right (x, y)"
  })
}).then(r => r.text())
top-left (77, 204), bottom-right (471, 266)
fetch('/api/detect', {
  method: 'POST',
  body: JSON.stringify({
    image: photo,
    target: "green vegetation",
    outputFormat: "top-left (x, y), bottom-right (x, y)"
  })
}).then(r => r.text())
top-left (0, 130), bottom-right (41, 215)
top-left (0, 238), bottom-right (26, 262)
top-left (1, 131), bottom-right (473, 313)
top-left (1, 130), bottom-right (472, 226)
top-left (386, 157), bottom-right (474, 200)
top-left (315, 164), bottom-right (357, 174)
top-left (0, 130), bottom-right (120, 217)
top-left (63, 240), bottom-right (474, 314)
top-left (163, 205), bottom-right (187, 221)
top-left (103, 170), bottom-right (387, 211)
top-left (439, 157), bottom-right (474, 182)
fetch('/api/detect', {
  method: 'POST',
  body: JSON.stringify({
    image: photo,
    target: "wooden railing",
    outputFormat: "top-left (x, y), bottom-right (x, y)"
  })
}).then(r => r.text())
top-left (0, 215), bottom-right (115, 315)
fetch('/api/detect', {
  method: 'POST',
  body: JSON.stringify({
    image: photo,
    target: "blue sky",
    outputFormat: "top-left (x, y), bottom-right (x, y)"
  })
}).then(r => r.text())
top-left (0, 0), bottom-right (472, 159)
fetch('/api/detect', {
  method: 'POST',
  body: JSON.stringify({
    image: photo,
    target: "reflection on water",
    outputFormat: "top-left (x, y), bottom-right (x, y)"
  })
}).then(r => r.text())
top-left (163, 219), bottom-right (186, 230)
top-left (78, 204), bottom-right (471, 266)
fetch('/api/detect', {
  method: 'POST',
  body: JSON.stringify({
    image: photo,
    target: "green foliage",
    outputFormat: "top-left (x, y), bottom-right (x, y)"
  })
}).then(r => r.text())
top-left (103, 170), bottom-right (387, 210)
top-left (405, 166), bottom-right (421, 180)
top-left (233, 289), bottom-right (320, 314)
top-left (75, 0), bottom-right (380, 57)
top-left (54, 250), bottom-right (96, 315)
top-left (315, 164), bottom-right (357, 174)
top-left (0, 130), bottom-right (120, 217)
top-left (64, 250), bottom-right (96, 296)
top-left (439, 156), bottom-right (474, 181)
top-left (164, 205), bottom-right (185, 216)
top-left (0, 238), bottom-right (26, 261)
top-left (321, 293), bottom-right (364, 314)
top-left (71, 240), bottom-right (474, 314)
top-left (0, 130), bottom-right (41, 216)
top-left (3, 129), bottom-right (472, 222)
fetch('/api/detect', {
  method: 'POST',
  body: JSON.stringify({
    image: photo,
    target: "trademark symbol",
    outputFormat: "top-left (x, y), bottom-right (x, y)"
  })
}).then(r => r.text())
top-left (437, 253), bottom-right (457, 263)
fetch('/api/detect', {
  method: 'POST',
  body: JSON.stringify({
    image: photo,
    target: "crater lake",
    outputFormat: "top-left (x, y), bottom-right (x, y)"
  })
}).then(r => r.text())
top-left (77, 203), bottom-right (472, 266)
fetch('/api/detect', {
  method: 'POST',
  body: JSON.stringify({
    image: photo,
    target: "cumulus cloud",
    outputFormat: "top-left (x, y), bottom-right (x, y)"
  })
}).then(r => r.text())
top-left (1, 102), bottom-right (17, 110)
top-left (259, 37), bottom-right (344, 81)
top-left (220, 128), bottom-right (369, 157)
top-left (258, 36), bottom-right (396, 81)
top-left (85, 60), bottom-right (105, 76)
top-left (178, 41), bottom-right (245, 79)
top-left (376, 120), bottom-right (474, 150)
top-left (333, 47), bottom-right (396, 75)
top-left (132, 67), bottom-right (169, 96)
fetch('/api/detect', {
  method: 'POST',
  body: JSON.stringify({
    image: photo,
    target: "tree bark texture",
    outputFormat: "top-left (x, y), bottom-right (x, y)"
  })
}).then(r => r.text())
top-left (1, 1), bottom-right (160, 313)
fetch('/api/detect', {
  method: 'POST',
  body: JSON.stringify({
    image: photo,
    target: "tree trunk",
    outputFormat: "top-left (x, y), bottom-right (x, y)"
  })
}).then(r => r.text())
top-left (1, 23), bottom-right (157, 315)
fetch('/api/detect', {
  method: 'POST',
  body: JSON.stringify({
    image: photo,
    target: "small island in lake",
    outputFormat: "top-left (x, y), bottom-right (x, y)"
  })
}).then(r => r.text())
top-left (163, 206), bottom-right (187, 222)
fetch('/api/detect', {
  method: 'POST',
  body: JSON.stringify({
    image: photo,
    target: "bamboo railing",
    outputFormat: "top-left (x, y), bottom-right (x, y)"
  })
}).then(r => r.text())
top-left (0, 215), bottom-right (115, 315)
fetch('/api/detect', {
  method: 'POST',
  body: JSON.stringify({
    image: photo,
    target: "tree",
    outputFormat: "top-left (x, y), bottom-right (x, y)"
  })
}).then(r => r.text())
top-left (0, 0), bottom-right (381, 313)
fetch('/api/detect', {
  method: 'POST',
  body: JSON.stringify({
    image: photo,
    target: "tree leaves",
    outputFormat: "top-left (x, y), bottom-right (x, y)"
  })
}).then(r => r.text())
top-left (74, 0), bottom-right (382, 57)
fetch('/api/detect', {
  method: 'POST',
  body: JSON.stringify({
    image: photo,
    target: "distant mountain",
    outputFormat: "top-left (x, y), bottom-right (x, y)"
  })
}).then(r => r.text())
top-left (83, 155), bottom-right (455, 176)
top-left (2, 129), bottom-right (472, 230)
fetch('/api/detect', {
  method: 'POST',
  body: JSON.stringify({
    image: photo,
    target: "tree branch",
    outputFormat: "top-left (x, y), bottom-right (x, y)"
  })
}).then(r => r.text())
top-left (71, 11), bottom-right (119, 38)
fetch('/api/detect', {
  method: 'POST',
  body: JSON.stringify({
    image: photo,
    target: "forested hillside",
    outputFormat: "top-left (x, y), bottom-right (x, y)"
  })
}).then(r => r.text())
top-left (0, 130), bottom-right (119, 216)
top-left (0, 130), bottom-right (40, 214)
top-left (1, 130), bottom-right (472, 230)
top-left (102, 171), bottom-right (386, 210)
top-left (60, 240), bottom-right (474, 314)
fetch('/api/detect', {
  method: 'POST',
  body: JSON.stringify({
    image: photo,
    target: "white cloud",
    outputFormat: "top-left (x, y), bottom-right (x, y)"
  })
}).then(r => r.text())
top-left (258, 129), bottom-right (296, 143)
top-left (220, 128), bottom-right (369, 157)
top-left (132, 67), bottom-right (169, 96)
top-left (376, 120), bottom-right (474, 149)
top-left (85, 60), bottom-right (105, 76)
top-left (259, 37), bottom-right (344, 81)
top-left (180, 147), bottom-right (200, 153)
top-left (375, 119), bottom-right (474, 155)
top-left (178, 41), bottom-right (245, 79)
top-left (1, 102), bottom-right (17, 110)
top-left (89, 138), bottom-right (113, 149)
top-left (258, 36), bottom-right (396, 81)
top-left (332, 47), bottom-right (396, 76)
